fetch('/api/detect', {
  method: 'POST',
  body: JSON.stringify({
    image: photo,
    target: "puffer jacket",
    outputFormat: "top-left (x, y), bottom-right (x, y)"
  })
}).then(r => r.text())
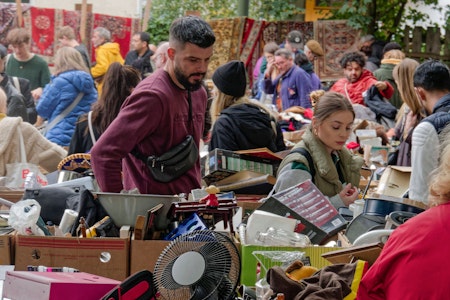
top-left (91, 42), bottom-right (124, 95)
top-left (0, 115), bottom-right (67, 176)
top-left (277, 127), bottom-right (364, 197)
top-left (209, 103), bottom-right (286, 152)
top-left (36, 70), bottom-right (98, 146)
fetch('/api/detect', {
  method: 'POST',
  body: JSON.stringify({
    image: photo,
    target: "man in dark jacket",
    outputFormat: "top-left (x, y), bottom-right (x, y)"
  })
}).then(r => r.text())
top-left (124, 32), bottom-right (154, 78)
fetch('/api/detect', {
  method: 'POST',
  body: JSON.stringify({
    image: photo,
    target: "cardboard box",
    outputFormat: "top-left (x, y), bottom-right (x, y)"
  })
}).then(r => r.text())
top-left (282, 129), bottom-right (305, 144)
top-left (130, 240), bottom-right (170, 275)
top-left (257, 180), bottom-right (348, 245)
top-left (376, 166), bottom-right (411, 198)
top-left (0, 234), bottom-right (13, 265)
top-left (2, 271), bottom-right (120, 300)
top-left (240, 244), bottom-right (341, 287)
top-left (0, 188), bottom-right (24, 208)
top-left (203, 149), bottom-right (280, 185)
top-left (237, 200), bottom-right (262, 217)
top-left (14, 235), bottom-right (129, 280)
top-left (322, 242), bottom-right (384, 266)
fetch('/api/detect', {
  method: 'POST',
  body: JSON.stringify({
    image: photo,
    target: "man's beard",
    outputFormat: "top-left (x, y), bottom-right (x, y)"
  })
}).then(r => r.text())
top-left (174, 65), bottom-right (204, 91)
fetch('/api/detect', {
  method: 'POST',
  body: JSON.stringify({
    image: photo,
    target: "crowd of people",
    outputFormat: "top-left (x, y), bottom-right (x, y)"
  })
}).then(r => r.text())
top-left (0, 16), bottom-right (448, 203)
top-left (1, 14), bottom-right (450, 297)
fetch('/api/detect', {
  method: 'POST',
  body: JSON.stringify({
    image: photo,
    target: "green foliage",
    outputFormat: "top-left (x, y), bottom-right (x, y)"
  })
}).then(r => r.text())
top-left (147, 0), bottom-right (238, 44)
top-left (325, 0), bottom-right (443, 41)
top-left (146, 0), bottom-right (301, 43)
top-left (249, 0), bottom-right (300, 21)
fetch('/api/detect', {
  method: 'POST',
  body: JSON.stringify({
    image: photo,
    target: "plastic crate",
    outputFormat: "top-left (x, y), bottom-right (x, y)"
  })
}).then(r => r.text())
top-left (240, 244), bottom-right (341, 287)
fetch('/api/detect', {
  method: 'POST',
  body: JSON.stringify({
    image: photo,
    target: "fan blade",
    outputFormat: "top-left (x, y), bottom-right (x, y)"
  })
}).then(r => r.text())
top-left (190, 277), bottom-right (219, 300)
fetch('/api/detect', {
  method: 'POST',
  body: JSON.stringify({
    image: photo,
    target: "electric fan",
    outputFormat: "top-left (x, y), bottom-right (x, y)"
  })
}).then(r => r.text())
top-left (153, 230), bottom-right (241, 300)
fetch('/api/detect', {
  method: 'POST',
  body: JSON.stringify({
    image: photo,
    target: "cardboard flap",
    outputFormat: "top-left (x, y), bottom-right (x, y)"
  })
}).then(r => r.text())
top-left (376, 166), bottom-right (411, 198)
top-left (322, 242), bottom-right (384, 266)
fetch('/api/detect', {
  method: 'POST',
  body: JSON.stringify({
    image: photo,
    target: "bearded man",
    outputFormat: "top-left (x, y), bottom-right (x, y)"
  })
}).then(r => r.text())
top-left (330, 51), bottom-right (393, 105)
top-left (91, 16), bottom-right (216, 195)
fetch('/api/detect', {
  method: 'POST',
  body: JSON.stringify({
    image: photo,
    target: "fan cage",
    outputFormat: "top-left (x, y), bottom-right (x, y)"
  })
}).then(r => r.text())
top-left (154, 230), bottom-right (241, 300)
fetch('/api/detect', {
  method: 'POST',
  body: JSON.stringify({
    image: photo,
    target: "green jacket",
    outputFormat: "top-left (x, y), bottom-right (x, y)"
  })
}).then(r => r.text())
top-left (373, 61), bottom-right (402, 110)
top-left (278, 127), bottom-right (364, 197)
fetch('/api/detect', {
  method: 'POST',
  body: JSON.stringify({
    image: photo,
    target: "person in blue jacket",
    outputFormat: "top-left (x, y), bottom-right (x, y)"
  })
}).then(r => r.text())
top-left (36, 47), bottom-right (97, 147)
top-left (264, 48), bottom-right (313, 112)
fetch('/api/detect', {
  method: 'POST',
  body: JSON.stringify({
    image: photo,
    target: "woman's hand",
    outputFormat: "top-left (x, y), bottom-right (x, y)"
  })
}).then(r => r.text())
top-left (339, 183), bottom-right (359, 206)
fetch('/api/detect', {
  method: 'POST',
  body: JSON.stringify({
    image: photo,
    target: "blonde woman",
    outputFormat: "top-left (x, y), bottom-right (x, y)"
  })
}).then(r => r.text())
top-left (389, 58), bottom-right (425, 166)
top-left (274, 91), bottom-right (364, 209)
top-left (36, 47), bottom-right (97, 147)
top-left (209, 60), bottom-right (286, 152)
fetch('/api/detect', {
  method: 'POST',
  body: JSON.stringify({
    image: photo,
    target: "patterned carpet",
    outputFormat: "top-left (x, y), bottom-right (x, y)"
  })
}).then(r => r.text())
top-left (1, 4), bottom-right (139, 66)
top-left (208, 17), bottom-right (246, 78)
top-left (2, 3), bottom-right (359, 84)
top-left (314, 20), bottom-right (361, 82)
top-left (0, 4), bottom-right (30, 45)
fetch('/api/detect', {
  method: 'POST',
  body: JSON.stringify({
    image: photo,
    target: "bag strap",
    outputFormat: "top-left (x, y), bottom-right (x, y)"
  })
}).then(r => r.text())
top-left (16, 126), bottom-right (27, 163)
top-left (87, 111), bottom-right (97, 145)
top-left (130, 148), bottom-right (148, 165)
top-left (132, 90), bottom-right (194, 161)
top-left (289, 147), bottom-right (316, 183)
top-left (12, 76), bottom-right (20, 92)
top-left (43, 92), bottom-right (84, 134)
top-left (344, 83), bottom-right (352, 103)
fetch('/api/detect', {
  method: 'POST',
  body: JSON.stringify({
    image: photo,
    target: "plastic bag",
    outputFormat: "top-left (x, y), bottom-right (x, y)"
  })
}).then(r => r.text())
top-left (5, 164), bottom-right (48, 188)
top-left (8, 199), bottom-right (45, 236)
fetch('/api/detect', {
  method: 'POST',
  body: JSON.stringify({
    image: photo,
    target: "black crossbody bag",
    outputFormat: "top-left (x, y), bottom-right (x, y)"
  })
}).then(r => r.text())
top-left (131, 90), bottom-right (199, 183)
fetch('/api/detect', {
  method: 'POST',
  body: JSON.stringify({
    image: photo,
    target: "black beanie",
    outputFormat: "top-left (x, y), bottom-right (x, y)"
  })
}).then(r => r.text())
top-left (212, 60), bottom-right (247, 98)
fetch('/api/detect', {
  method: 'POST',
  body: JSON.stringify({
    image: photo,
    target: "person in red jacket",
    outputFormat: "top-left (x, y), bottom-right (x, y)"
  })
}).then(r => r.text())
top-left (330, 51), bottom-right (394, 105)
top-left (357, 126), bottom-right (450, 300)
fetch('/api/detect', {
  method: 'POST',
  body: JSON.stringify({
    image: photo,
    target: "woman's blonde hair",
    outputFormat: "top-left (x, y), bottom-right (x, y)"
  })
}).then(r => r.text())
top-left (428, 125), bottom-right (450, 206)
top-left (309, 89), bottom-right (325, 109)
top-left (382, 49), bottom-right (405, 60)
top-left (393, 58), bottom-right (423, 116)
top-left (54, 46), bottom-right (90, 75)
top-left (210, 88), bottom-right (273, 123)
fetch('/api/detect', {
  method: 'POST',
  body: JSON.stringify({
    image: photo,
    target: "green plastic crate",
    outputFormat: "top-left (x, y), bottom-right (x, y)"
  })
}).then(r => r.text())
top-left (240, 244), bottom-right (341, 287)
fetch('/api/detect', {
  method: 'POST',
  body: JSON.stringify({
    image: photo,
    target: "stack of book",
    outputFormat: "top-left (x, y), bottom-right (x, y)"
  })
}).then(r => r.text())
top-left (203, 148), bottom-right (287, 195)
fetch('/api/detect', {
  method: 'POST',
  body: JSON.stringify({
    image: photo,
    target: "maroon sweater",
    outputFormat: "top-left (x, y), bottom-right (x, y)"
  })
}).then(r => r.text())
top-left (91, 69), bottom-right (206, 195)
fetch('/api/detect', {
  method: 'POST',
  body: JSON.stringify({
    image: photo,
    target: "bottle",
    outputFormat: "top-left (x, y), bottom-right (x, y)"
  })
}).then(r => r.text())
top-left (257, 227), bottom-right (311, 247)
top-left (24, 172), bottom-right (38, 189)
top-left (79, 217), bottom-right (87, 238)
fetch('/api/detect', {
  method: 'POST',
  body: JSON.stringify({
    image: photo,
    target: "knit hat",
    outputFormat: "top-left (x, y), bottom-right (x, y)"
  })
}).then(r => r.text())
top-left (305, 40), bottom-right (324, 57)
top-left (286, 30), bottom-right (304, 48)
top-left (0, 44), bottom-right (7, 59)
top-left (382, 42), bottom-right (402, 55)
top-left (212, 60), bottom-right (247, 98)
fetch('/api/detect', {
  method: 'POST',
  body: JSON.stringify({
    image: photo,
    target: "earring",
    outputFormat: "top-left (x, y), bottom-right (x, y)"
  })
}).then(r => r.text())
top-left (313, 128), bottom-right (318, 135)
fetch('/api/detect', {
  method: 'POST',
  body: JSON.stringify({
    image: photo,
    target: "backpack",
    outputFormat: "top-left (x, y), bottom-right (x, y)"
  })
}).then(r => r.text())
top-left (287, 147), bottom-right (316, 183)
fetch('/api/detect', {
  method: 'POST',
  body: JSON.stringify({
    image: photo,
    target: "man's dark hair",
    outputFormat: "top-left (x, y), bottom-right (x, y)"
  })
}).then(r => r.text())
top-left (339, 51), bottom-right (366, 69)
top-left (413, 60), bottom-right (450, 91)
top-left (138, 32), bottom-right (150, 45)
top-left (169, 15), bottom-right (215, 49)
